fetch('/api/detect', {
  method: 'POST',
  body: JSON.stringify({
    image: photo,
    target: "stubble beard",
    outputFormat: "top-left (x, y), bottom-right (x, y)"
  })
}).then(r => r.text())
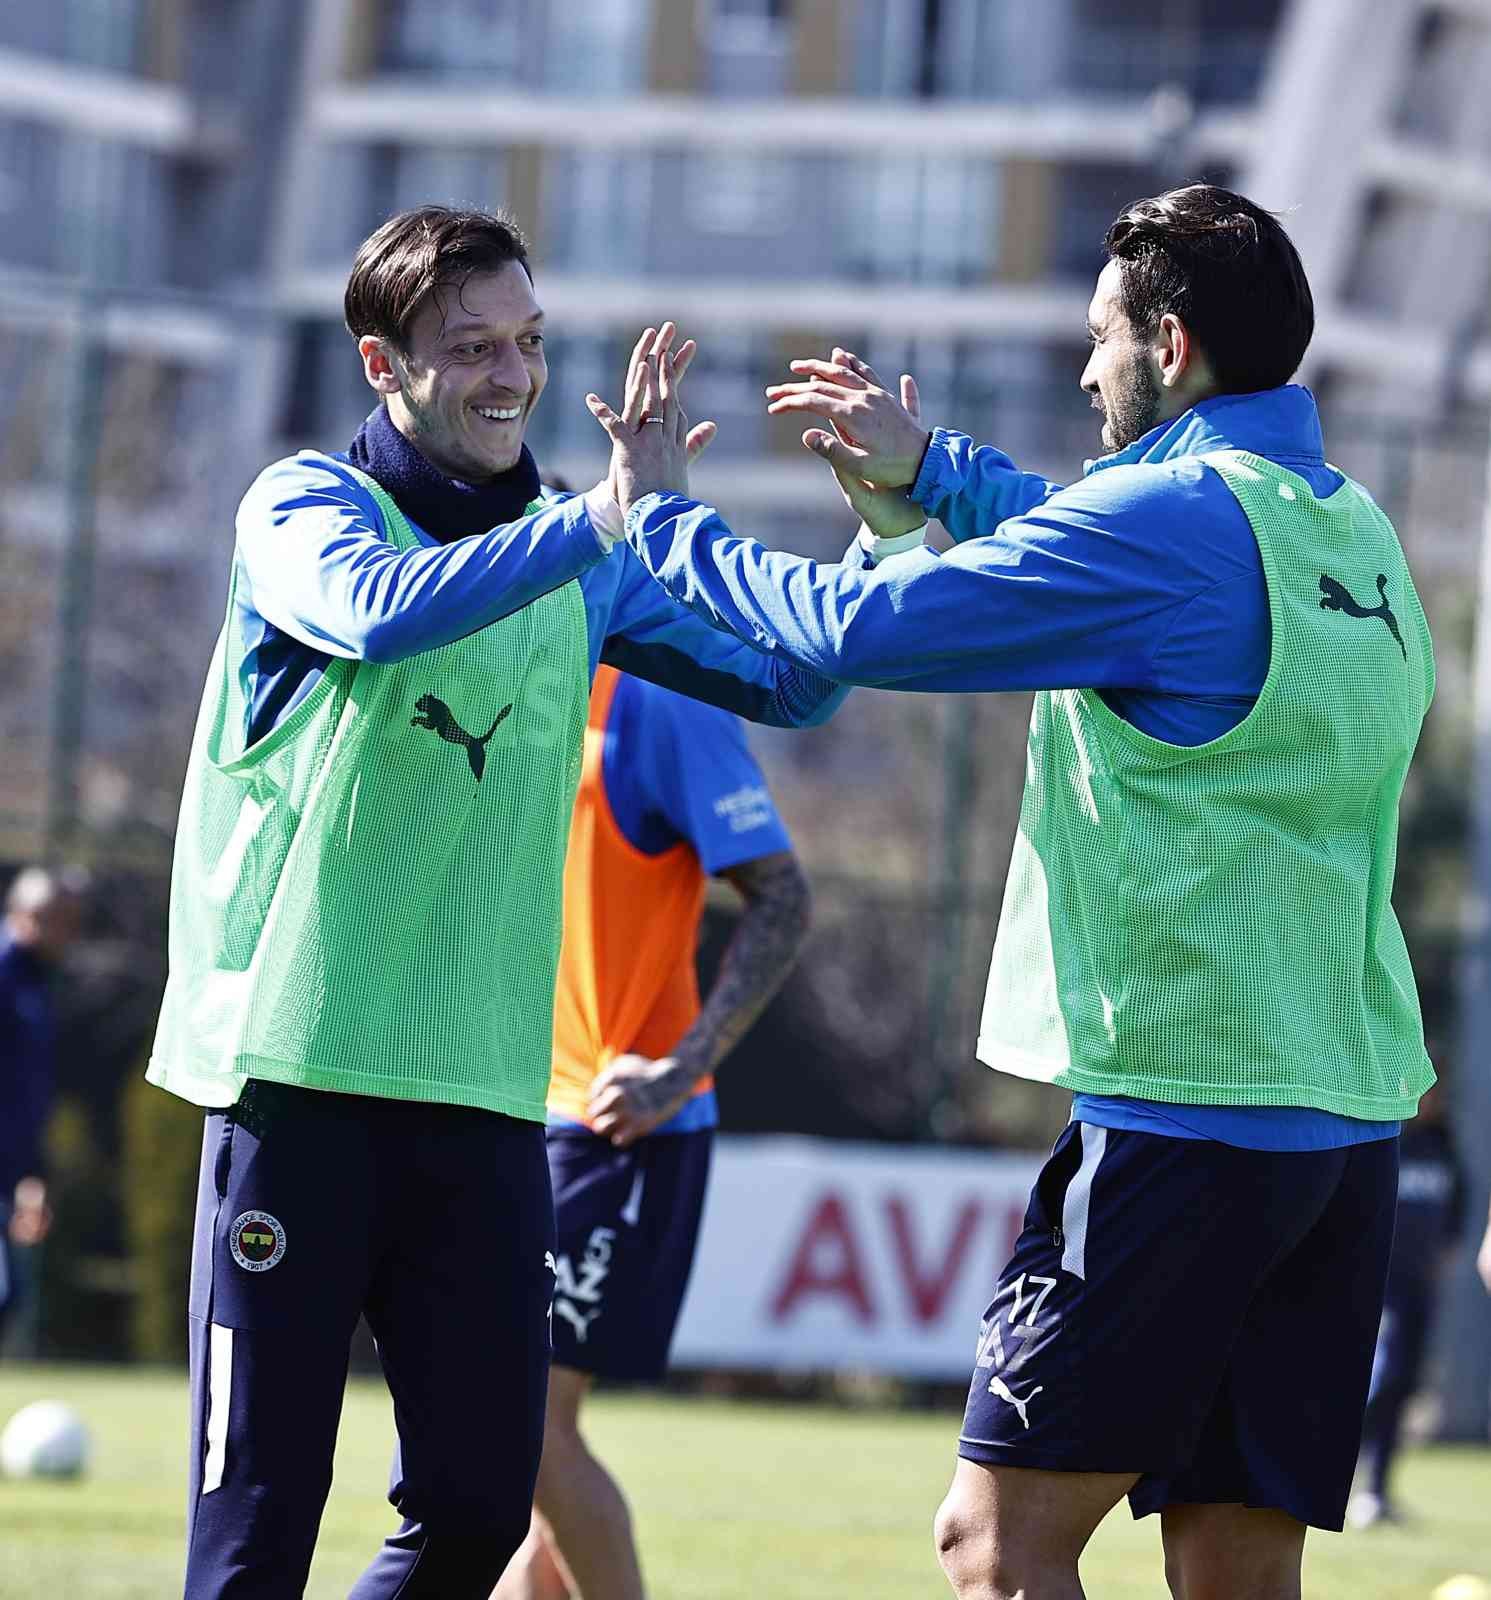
top-left (1101, 361), bottom-right (1163, 454)
top-left (394, 386), bottom-right (505, 483)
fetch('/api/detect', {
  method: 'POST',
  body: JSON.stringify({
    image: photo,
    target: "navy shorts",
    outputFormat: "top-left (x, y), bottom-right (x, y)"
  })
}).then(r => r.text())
top-left (546, 1124), bottom-right (712, 1381)
top-left (958, 1121), bottom-right (1399, 1531)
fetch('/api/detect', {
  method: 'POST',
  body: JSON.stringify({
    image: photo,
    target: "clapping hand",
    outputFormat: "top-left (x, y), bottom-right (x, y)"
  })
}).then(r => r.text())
top-left (767, 347), bottom-right (931, 489)
top-left (586, 323), bottom-right (718, 518)
top-left (767, 349), bottom-right (929, 539)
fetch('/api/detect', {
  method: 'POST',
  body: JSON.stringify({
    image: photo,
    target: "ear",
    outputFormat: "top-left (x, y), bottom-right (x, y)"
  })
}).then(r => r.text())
top-left (1154, 313), bottom-right (1192, 390)
top-left (359, 335), bottom-right (403, 396)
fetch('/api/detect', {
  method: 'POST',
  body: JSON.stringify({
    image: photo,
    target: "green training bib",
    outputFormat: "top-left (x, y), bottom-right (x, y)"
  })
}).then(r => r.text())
top-left (148, 464), bottom-right (589, 1120)
top-left (979, 450), bottom-right (1436, 1118)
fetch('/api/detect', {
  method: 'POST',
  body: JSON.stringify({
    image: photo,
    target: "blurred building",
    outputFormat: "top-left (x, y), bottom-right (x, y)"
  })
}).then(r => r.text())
top-left (6, 1), bottom-right (1490, 522)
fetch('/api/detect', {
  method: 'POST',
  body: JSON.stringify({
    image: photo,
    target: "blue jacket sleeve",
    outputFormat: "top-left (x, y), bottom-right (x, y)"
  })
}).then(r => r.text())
top-left (594, 542), bottom-right (848, 727)
top-left (624, 467), bottom-right (1238, 695)
top-left (236, 453), bottom-right (612, 664)
top-left (910, 427), bottom-right (1067, 544)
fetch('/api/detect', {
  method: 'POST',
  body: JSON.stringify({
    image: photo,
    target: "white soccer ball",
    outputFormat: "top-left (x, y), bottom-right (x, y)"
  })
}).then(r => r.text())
top-left (1434, 1581), bottom-right (1491, 1600)
top-left (0, 1400), bottom-right (91, 1480)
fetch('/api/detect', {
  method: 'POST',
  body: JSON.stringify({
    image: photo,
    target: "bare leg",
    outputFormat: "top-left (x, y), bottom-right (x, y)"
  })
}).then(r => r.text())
top-left (492, 1512), bottom-right (574, 1600)
top-left (934, 1458), bottom-right (1137, 1600)
top-left (502, 1364), bottom-right (644, 1600)
top-left (1161, 1503), bottom-right (1306, 1600)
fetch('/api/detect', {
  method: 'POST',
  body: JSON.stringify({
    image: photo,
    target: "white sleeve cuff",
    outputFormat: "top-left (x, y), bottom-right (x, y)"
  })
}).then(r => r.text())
top-left (856, 522), bottom-right (928, 565)
top-left (583, 483), bottom-right (624, 551)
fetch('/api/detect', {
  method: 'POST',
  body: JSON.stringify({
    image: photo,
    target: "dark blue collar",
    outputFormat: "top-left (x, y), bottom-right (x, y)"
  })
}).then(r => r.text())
top-left (343, 403), bottom-right (541, 544)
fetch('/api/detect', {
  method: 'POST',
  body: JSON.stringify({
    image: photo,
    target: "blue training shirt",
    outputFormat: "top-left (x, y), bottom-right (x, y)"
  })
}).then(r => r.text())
top-left (231, 454), bottom-right (846, 750)
top-left (621, 385), bottom-right (1404, 1151)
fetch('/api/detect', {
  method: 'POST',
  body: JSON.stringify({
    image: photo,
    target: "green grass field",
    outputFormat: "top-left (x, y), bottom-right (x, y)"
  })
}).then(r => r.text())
top-left (1, 1364), bottom-right (1488, 1598)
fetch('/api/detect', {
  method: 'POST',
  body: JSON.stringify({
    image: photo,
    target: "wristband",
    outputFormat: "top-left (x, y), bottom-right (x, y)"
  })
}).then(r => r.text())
top-left (857, 522), bottom-right (928, 565)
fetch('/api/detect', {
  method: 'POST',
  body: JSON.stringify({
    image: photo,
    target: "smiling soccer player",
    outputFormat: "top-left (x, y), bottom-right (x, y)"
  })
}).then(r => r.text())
top-left (146, 205), bottom-right (844, 1600)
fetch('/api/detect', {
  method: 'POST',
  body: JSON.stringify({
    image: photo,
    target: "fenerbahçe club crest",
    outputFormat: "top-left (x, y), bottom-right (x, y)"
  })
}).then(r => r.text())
top-left (230, 1211), bottom-right (287, 1273)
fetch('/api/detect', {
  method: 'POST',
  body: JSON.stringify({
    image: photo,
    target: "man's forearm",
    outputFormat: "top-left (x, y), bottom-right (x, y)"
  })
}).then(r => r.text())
top-left (600, 541), bottom-right (848, 727)
top-left (625, 493), bottom-right (897, 682)
top-left (672, 854), bottom-right (811, 1082)
top-left (624, 494), bottom-right (1066, 692)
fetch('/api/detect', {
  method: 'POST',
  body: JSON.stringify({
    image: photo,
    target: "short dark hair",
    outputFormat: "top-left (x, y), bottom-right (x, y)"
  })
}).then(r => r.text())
top-left (1103, 184), bottom-right (1314, 395)
top-left (343, 204), bottom-right (531, 349)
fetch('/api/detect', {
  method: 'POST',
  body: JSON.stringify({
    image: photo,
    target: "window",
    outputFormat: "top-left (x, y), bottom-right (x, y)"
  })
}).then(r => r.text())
top-left (703, 0), bottom-right (792, 97)
top-left (846, 155), bottom-right (1000, 285)
top-left (854, 0), bottom-right (928, 97)
top-left (388, 147), bottom-right (507, 219)
top-left (712, 0), bottom-right (790, 20)
top-left (685, 153), bottom-right (793, 235)
top-left (543, 151), bottom-right (651, 273)
top-left (543, 0), bottom-right (647, 92)
top-left (0, 0), bottom-right (144, 71)
top-left (380, 0), bottom-right (526, 77)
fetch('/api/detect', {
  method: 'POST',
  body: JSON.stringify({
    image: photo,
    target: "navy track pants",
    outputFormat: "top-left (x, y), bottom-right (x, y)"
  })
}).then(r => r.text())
top-left (183, 1081), bottom-right (555, 1599)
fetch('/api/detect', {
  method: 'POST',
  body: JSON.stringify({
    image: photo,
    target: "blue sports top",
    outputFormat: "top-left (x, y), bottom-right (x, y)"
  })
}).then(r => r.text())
top-left (231, 454), bottom-right (845, 750)
top-left (620, 385), bottom-right (1405, 1150)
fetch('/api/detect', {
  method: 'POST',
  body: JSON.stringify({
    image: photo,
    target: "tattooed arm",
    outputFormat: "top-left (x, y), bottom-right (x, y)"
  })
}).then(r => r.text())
top-left (585, 851), bottom-right (811, 1147)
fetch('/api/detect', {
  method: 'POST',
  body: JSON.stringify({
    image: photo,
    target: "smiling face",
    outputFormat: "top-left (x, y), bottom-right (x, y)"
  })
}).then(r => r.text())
top-left (358, 260), bottom-right (547, 481)
top-left (1079, 260), bottom-right (1165, 454)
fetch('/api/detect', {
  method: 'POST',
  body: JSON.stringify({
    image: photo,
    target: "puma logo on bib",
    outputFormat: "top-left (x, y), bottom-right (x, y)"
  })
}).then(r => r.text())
top-left (411, 695), bottom-right (513, 781)
top-left (1318, 573), bottom-right (1407, 661)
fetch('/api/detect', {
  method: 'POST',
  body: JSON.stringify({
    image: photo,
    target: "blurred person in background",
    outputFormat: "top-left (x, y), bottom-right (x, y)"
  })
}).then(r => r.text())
top-left (0, 866), bottom-right (86, 1347)
top-left (145, 204), bottom-right (842, 1600)
top-left (494, 663), bottom-right (808, 1600)
top-left (1348, 1075), bottom-right (1465, 1528)
top-left (597, 184), bottom-right (1435, 1600)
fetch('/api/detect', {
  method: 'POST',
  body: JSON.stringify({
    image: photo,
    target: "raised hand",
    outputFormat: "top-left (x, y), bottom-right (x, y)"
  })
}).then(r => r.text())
top-left (766, 347), bottom-right (931, 489)
top-left (772, 350), bottom-right (927, 538)
top-left (587, 322), bottom-right (718, 519)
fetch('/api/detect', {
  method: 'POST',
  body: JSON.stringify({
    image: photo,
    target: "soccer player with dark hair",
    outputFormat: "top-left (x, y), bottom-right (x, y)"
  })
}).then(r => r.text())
top-left (494, 667), bottom-right (808, 1600)
top-left (598, 185), bottom-right (1435, 1598)
top-left (147, 205), bottom-right (842, 1600)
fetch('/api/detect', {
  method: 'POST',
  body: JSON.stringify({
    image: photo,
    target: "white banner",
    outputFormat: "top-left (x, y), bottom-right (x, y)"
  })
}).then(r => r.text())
top-left (672, 1136), bottom-right (1043, 1379)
